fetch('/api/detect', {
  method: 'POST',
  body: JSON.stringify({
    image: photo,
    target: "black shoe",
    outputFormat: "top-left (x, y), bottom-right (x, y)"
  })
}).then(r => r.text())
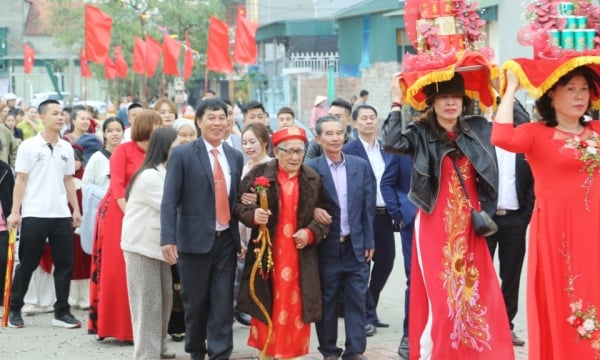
top-left (235, 311), bottom-right (251, 326)
top-left (365, 323), bottom-right (376, 337)
top-left (374, 320), bottom-right (389, 328)
top-left (398, 336), bottom-right (409, 359)
top-left (512, 331), bottom-right (525, 346)
top-left (52, 313), bottom-right (81, 329)
top-left (8, 311), bottom-right (24, 328)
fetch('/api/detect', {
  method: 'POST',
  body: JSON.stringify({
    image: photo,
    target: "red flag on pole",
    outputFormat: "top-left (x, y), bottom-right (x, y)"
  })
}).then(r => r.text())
top-left (104, 57), bottom-right (116, 80)
top-left (114, 46), bottom-right (128, 79)
top-left (84, 4), bottom-right (113, 63)
top-left (145, 35), bottom-right (162, 77)
top-left (79, 48), bottom-right (92, 78)
top-left (163, 34), bottom-right (181, 76)
top-left (23, 44), bottom-right (35, 74)
top-left (132, 37), bottom-right (146, 75)
top-left (233, 14), bottom-right (258, 64)
top-left (183, 32), bottom-right (194, 82)
top-left (206, 17), bottom-right (233, 73)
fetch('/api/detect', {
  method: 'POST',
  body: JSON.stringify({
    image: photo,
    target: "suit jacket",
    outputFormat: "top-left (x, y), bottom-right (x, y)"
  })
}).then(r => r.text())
top-left (161, 138), bottom-right (244, 254)
top-left (234, 160), bottom-right (330, 323)
top-left (306, 154), bottom-right (375, 262)
top-left (500, 152), bottom-right (534, 223)
top-left (380, 153), bottom-right (417, 229)
top-left (342, 138), bottom-right (389, 206)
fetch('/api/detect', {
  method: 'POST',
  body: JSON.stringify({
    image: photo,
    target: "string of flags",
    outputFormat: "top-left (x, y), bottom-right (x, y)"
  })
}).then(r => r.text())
top-left (22, 4), bottom-right (259, 82)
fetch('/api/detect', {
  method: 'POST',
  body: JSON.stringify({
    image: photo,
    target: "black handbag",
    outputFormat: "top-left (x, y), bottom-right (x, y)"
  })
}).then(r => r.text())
top-left (451, 158), bottom-right (499, 237)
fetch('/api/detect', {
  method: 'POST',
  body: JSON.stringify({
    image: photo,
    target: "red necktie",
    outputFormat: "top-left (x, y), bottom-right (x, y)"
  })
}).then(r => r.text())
top-left (210, 149), bottom-right (230, 225)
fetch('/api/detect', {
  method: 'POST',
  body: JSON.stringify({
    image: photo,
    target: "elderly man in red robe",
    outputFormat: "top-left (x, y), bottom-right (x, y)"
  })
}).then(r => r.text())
top-left (235, 127), bottom-right (330, 359)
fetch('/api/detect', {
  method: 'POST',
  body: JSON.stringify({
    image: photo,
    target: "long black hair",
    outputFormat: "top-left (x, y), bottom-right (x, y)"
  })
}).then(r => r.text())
top-left (125, 127), bottom-right (177, 199)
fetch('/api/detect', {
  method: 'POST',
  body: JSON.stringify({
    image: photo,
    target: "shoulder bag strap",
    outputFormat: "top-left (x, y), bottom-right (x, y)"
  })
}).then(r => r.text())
top-left (450, 157), bottom-right (474, 209)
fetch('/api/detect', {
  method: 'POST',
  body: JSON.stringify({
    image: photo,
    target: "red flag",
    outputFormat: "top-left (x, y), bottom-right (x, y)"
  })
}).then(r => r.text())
top-left (132, 37), bottom-right (146, 75)
top-left (114, 46), bottom-right (128, 79)
top-left (84, 5), bottom-right (113, 63)
top-left (233, 14), bottom-right (258, 64)
top-left (79, 48), bottom-right (92, 78)
top-left (206, 17), bottom-right (233, 73)
top-left (145, 35), bottom-right (162, 77)
top-left (163, 34), bottom-right (181, 76)
top-left (23, 44), bottom-right (35, 74)
top-left (183, 32), bottom-right (194, 82)
top-left (104, 57), bottom-right (116, 80)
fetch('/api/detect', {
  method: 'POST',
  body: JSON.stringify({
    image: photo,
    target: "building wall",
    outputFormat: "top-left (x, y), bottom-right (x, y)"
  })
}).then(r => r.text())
top-left (297, 76), bottom-right (361, 125)
top-left (359, 61), bottom-right (401, 119)
top-left (253, 0), bottom-right (314, 24)
top-left (314, 0), bottom-right (364, 18)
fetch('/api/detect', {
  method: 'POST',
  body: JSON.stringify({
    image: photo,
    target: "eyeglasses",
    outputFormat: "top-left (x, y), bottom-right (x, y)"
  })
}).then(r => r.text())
top-left (277, 146), bottom-right (305, 157)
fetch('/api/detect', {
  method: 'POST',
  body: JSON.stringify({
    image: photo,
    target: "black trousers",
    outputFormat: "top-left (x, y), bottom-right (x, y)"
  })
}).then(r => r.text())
top-left (365, 212), bottom-right (396, 325)
top-left (178, 230), bottom-right (236, 360)
top-left (10, 217), bottom-right (73, 316)
top-left (486, 212), bottom-right (528, 330)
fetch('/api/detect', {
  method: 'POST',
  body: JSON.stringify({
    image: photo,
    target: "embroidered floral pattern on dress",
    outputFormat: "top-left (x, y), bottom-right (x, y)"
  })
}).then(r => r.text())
top-left (441, 160), bottom-right (491, 351)
top-left (560, 240), bottom-right (600, 357)
top-left (561, 130), bottom-right (600, 211)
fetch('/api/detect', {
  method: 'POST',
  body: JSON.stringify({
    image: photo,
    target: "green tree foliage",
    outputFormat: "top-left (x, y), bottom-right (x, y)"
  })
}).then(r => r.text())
top-left (48, 0), bottom-right (225, 100)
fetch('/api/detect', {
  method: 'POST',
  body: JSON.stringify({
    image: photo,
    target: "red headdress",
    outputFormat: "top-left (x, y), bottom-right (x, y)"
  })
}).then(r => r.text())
top-left (400, 0), bottom-right (498, 112)
top-left (501, 0), bottom-right (600, 108)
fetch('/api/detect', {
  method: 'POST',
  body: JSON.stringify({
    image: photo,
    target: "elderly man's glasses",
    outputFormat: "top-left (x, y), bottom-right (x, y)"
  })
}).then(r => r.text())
top-left (277, 146), bottom-right (305, 157)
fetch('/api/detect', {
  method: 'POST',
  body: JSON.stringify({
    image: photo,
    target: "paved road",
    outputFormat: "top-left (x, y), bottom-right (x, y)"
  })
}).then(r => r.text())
top-left (0, 235), bottom-right (529, 359)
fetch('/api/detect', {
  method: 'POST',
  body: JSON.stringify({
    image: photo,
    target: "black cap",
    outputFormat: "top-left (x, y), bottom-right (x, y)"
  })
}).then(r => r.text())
top-left (423, 73), bottom-right (471, 108)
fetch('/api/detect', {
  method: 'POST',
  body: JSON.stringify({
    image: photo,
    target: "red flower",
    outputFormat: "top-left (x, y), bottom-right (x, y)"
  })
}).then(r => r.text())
top-left (253, 176), bottom-right (270, 188)
top-left (574, 317), bottom-right (584, 327)
top-left (581, 141), bottom-right (589, 148)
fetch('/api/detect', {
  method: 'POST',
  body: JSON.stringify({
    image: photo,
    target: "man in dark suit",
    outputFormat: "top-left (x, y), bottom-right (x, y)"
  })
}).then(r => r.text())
top-left (380, 153), bottom-right (417, 359)
top-left (342, 104), bottom-right (395, 337)
top-left (486, 98), bottom-right (534, 347)
top-left (160, 98), bottom-right (244, 360)
top-left (306, 115), bottom-right (375, 360)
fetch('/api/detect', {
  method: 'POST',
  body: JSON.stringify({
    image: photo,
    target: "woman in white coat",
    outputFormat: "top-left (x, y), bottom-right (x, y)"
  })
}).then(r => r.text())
top-left (121, 127), bottom-right (178, 359)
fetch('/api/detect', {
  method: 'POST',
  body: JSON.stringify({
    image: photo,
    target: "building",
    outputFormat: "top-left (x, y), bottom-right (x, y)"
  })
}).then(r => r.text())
top-left (0, 0), bottom-right (104, 106)
top-left (252, 0), bottom-right (533, 123)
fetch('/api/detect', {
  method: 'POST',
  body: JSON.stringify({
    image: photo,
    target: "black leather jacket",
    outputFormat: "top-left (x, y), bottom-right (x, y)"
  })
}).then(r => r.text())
top-left (382, 110), bottom-right (498, 215)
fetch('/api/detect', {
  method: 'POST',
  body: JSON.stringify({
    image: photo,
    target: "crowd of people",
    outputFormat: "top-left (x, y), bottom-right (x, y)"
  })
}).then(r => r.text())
top-left (0, 46), bottom-right (600, 360)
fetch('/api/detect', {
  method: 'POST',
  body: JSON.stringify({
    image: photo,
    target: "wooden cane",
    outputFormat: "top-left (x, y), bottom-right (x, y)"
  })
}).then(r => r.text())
top-left (2, 229), bottom-right (17, 327)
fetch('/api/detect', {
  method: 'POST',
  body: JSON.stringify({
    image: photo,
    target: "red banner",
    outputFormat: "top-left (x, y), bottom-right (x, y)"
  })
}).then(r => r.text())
top-left (114, 46), bottom-right (128, 79)
top-left (105, 57), bottom-right (116, 80)
top-left (233, 14), bottom-right (258, 65)
top-left (23, 44), bottom-right (35, 74)
top-left (79, 48), bottom-right (92, 78)
top-left (145, 35), bottom-right (162, 77)
top-left (183, 32), bottom-right (194, 82)
top-left (84, 5), bottom-right (112, 63)
top-left (132, 37), bottom-right (146, 75)
top-left (206, 17), bottom-right (233, 73)
top-left (163, 34), bottom-right (181, 76)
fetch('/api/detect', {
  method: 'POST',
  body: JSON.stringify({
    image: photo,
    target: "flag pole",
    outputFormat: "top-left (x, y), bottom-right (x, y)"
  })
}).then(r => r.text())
top-left (229, 72), bottom-right (234, 101)
top-left (204, 67), bottom-right (209, 97)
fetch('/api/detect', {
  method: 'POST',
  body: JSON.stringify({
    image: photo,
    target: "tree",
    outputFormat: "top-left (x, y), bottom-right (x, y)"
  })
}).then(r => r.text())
top-left (48, 0), bottom-right (225, 102)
